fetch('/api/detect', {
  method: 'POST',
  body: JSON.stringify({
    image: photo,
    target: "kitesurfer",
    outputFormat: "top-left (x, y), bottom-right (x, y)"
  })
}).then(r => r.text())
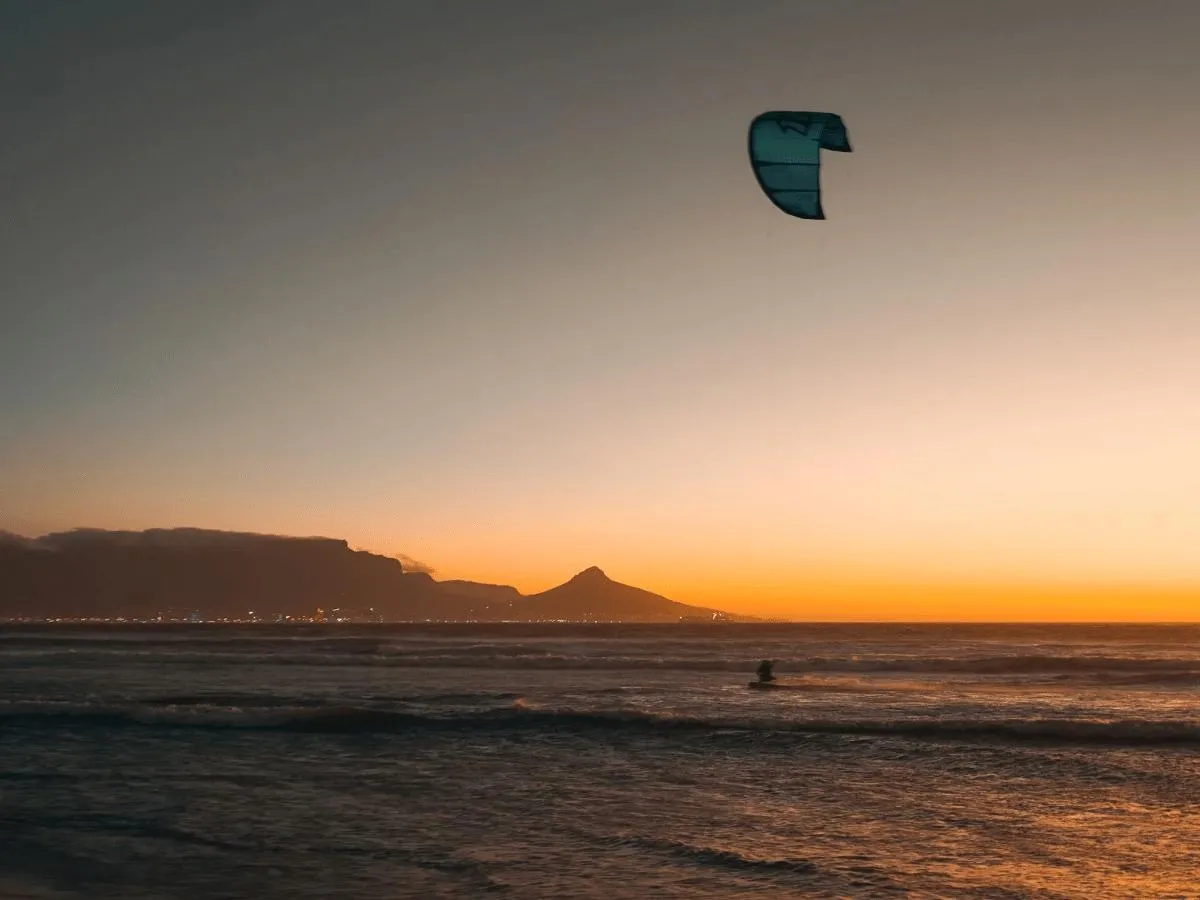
top-left (755, 659), bottom-right (776, 683)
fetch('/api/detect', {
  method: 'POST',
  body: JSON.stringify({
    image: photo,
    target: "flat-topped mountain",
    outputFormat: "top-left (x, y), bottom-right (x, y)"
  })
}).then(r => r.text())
top-left (0, 528), bottom-right (446, 620)
top-left (0, 528), bottom-right (743, 622)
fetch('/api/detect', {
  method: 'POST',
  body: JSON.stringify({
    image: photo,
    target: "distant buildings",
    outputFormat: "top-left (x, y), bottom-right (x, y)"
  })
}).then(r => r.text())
top-left (324, 607), bottom-right (383, 624)
top-left (678, 611), bottom-right (733, 623)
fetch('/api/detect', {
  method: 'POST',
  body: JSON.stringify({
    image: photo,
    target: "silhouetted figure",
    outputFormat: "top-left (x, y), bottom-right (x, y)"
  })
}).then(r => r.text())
top-left (756, 659), bottom-right (775, 683)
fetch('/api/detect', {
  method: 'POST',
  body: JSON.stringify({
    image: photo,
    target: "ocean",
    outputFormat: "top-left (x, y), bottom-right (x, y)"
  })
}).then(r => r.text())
top-left (1, 623), bottom-right (1197, 899)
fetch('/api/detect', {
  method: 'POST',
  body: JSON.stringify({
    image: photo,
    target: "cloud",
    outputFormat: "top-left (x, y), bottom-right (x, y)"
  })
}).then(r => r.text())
top-left (350, 545), bottom-right (436, 575)
top-left (391, 553), bottom-right (436, 575)
top-left (0, 530), bottom-right (36, 547)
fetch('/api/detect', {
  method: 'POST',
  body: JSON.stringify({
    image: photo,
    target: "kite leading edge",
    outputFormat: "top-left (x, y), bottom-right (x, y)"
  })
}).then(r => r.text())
top-left (748, 111), bottom-right (852, 220)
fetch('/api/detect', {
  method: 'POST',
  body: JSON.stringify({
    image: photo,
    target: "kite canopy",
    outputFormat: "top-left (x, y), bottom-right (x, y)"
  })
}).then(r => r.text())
top-left (748, 111), bottom-right (852, 220)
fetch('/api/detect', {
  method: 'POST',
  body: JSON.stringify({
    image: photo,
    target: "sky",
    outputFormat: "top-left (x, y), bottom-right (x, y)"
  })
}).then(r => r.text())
top-left (3, 0), bottom-right (1199, 619)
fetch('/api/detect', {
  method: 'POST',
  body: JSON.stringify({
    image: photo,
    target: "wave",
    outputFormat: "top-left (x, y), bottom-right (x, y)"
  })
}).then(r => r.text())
top-left (603, 835), bottom-right (817, 877)
top-left (139, 690), bottom-right (523, 708)
top-left (1092, 671), bottom-right (1200, 686)
top-left (759, 676), bottom-right (940, 694)
top-left (0, 875), bottom-right (80, 899)
top-left (5, 646), bottom-right (1200, 678)
top-left (3, 701), bottom-right (1197, 746)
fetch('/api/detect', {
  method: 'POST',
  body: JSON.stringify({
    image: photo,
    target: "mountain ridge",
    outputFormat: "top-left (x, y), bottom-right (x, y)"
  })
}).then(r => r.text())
top-left (0, 527), bottom-right (747, 622)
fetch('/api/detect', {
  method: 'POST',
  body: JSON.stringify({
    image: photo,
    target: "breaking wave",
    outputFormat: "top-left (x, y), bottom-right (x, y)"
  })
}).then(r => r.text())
top-left (603, 835), bottom-right (818, 876)
top-left (2, 701), bottom-right (1197, 746)
top-left (5, 645), bottom-right (1200, 680)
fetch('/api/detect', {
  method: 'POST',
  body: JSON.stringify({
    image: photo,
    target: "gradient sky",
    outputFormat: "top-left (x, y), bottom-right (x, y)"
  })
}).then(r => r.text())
top-left (3, 1), bottom-right (1199, 619)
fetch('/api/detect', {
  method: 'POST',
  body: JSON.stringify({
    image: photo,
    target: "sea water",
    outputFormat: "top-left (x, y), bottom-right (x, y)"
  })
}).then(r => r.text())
top-left (1, 623), bottom-right (1197, 898)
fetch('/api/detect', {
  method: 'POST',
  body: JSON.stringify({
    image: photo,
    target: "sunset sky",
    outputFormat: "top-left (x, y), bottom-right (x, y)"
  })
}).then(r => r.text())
top-left (3, 1), bottom-right (1199, 619)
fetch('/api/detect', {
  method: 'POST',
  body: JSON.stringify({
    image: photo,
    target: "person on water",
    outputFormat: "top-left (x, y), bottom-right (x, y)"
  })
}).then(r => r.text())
top-left (755, 659), bottom-right (776, 683)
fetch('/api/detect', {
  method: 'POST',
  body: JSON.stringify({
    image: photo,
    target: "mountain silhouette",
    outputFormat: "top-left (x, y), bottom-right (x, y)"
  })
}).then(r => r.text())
top-left (0, 528), bottom-right (741, 622)
top-left (437, 580), bottom-right (524, 605)
top-left (503, 566), bottom-right (732, 622)
top-left (0, 528), bottom-right (449, 620)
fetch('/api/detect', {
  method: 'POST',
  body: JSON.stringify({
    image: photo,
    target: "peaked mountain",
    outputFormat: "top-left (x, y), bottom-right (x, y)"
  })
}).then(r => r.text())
top-left (496, 566), bottom-right (736, 622)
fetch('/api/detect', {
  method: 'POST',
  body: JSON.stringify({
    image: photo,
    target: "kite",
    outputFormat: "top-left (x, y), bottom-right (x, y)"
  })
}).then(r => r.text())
top-left (748, 111), bottom-right (852, 220)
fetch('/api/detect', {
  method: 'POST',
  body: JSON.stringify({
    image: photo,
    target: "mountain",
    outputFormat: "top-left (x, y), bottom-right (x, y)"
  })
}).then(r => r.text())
top-left (0, 528), bottom-right (743, 622)
top-left (438, 580), bottom-right (524, 605)
top-left (0, 528), bottom-right (457, 621)
top-left (497, 566), bottom-right (736, 622)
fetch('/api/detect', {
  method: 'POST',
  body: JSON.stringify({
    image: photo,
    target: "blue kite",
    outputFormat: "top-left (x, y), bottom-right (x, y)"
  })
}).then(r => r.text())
top-left (748, 111), bottom-right (852, 220)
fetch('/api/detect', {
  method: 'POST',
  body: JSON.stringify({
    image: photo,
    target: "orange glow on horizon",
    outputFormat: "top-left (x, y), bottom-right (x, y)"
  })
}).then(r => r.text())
top-left (385, 547), bottom-right (1200, 622)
